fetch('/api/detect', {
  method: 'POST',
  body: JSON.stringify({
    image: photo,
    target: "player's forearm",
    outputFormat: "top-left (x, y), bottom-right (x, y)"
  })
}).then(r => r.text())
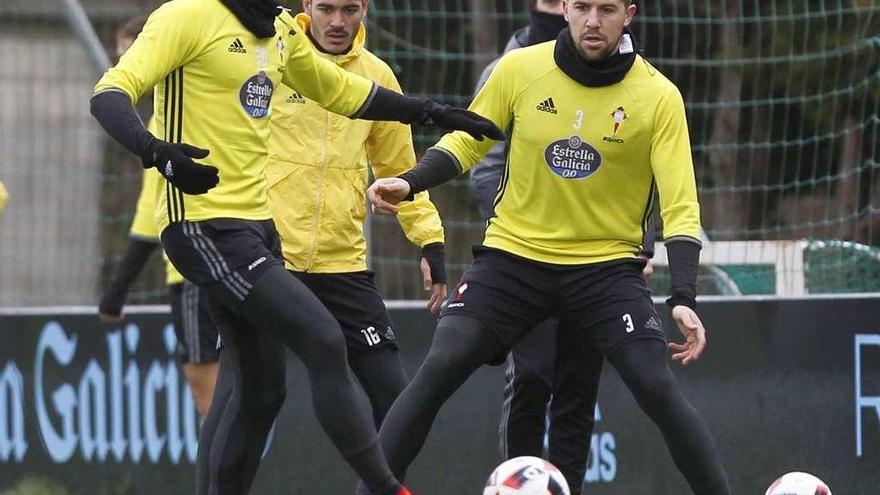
top-left (398, 148), bottom-right (462, 197)
top-left (354, 85), bottom-right (434, 124)
top-left (356, 87), bottom-right (504, 144)
top-left (99, 237), bottom-right (160, 316)
top-left (421, 243), bottom-right (447, 284)
top-left (665, 237), bottom-right (701, 309)
top-left (90, 90), bottom-right (157, 163)
top-left (395, 193), bottom-right (445, 247)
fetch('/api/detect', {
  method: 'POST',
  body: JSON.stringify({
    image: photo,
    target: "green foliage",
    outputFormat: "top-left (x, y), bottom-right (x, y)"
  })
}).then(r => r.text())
top-left (0, 477), bottom-right (70, 495)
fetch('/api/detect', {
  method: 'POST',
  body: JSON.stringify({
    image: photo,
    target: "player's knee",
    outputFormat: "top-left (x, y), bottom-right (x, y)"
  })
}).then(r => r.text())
top-left (421, 345), bottom-right (469, 376)
top-left (631, 372), bottom-right (680, 416)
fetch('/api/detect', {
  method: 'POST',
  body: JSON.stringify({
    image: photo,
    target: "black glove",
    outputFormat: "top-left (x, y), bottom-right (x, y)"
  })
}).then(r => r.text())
top-left (141, 141), bottom-right (219, 195)
top-left (421, 243), bottom-right (446, 284)
top-left (422, 101), bottom-right (505, 142)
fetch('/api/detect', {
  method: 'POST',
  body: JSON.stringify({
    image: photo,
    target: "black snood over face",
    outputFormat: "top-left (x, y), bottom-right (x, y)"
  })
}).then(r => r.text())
top-left (220, 0), bottom-right (280, 39)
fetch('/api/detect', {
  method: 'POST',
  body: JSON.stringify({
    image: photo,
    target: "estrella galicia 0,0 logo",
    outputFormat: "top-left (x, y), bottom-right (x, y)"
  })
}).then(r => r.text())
top-left (543, 135), bottom-right (602, 179)
top-left (239, 71), bottom-right (274, 118)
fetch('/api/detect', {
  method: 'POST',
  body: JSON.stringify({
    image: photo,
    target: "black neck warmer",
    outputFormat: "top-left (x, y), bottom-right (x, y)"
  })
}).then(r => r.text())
top-left (526, 7), bottom-right (568, 46)
top-left (554, 27), bottom-right (638, 87)
top-left (220, 0), bottom-right (280, 39)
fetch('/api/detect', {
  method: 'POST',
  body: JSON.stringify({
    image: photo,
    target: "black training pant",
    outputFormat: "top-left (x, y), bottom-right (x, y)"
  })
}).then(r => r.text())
top-left (362, 316), bottom-right (729, 495)
top-left (500, 318), bottom-right (603, 495)
top-left (161, 219), bottom-right (399, 495)
top-left (292, 271), bottom-right (408, 427)
top-left (357, 248), bottom-right (729, 495)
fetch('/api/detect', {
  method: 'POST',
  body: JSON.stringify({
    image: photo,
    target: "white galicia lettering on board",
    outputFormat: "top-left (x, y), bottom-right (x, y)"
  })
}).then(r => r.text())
top-left (0, 361), bottom-right (27, 462)
top-left (29, 321), bottom-right (200, 464)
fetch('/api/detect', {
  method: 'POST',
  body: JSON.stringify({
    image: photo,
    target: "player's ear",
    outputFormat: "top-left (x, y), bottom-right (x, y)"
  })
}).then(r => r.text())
top-left (623, 2), bottom-right (637, 26)
top-left (302, 0), bottom-right (311, 15)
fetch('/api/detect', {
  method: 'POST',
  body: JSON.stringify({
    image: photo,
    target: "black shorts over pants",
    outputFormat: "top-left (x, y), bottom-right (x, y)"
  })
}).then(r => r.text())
top-left (168, 280), bottom-right (220, 364)
top-left (441, 246), bottom-right (666, 359)
top-left (291, 271), bottom-right (398, 358)
top-left (161, 219), bottom-right (283, 310)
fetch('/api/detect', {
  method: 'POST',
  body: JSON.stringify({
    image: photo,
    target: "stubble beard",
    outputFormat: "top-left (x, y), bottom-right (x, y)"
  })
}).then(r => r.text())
top-left (576, 31), bottom-right (622, 63)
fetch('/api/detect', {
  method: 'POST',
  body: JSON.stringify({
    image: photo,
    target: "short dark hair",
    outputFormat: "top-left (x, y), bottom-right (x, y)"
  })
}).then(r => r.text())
top-left (556, 0), bottom-right (635, 5)
top-left (116, 14), bottom-right (148, 41)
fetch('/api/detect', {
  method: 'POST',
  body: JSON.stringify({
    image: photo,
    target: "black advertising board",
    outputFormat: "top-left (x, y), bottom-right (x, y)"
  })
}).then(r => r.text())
top-left (0, 297), bottom-right (877, 494)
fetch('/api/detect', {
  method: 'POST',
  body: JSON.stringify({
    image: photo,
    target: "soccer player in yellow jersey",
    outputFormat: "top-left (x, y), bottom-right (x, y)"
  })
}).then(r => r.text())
top-left (267, 0), bottom-right (446, 426)
top-left (99, 15), bottom-right (220, 420)
top-left (362, 1), bottom-right (731, 494)
top-left (89, 1), bottom-right (501, 494)
top-left (0, 181), bottom-right (7, 215)
top-left (469, 3), bottom-right (604, 492)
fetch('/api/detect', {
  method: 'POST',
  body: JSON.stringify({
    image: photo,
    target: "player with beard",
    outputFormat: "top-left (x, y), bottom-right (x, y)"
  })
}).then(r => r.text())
top-left (89, 0), bottom-right (502, 494)
top-left (469, 3), bottom-right (656, 492)
top-left (267, 0), bottom-right (446, 427)
top-left (359, 1), bottom-right (730, 494)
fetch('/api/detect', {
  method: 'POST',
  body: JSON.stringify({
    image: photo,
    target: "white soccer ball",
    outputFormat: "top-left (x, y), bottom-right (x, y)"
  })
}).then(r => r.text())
top-left (765, 472), bottom-right (832, 495)
top-left (483, 456), bottom-right (570, 495)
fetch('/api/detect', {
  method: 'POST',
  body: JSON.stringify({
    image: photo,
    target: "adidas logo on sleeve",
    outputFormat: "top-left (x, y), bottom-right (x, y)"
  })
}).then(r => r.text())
top-left (536, 97), bottom-right (557, 114)
top-left (228, 38), bottom-right (247, 53)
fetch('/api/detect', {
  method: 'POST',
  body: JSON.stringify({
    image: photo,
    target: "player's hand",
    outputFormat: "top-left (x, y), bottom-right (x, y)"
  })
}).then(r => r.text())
top-left (99, 311), bottom-right (124, 323)
top-left (668, 305), bottom-right (706, 365)
top-left (143, 141), bottom-right (219, 195)
top-left (420, 257), bottom-right (448, 316)
top-left (423, 101), bottom-right (505, 141)
top-left (98, 293), bottom-right (125, 323)
top-left (98, 299), bottom-right (124, 322)
top-left (367, 178), bottom-right (411, 215)
top-left (641, 257), bottom-right (654, 281)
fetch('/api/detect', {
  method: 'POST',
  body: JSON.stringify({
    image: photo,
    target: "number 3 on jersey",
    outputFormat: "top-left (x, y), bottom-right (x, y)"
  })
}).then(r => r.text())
top-left (573, 110), bottom-right (584, 130)
top-left (622, 313), bottom-right (635, 333)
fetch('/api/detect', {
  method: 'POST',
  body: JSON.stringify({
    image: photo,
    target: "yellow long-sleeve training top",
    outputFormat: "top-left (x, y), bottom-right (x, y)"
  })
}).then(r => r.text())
top-left (94, 0), bottom-right (375, 234)
top-left (267, 14), bottom-right (443, 273)
top-left (436, 41), bottom-right (701, 265)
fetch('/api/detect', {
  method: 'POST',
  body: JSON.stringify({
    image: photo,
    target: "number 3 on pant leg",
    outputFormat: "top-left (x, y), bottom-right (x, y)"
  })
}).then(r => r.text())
top-left (622, 313), bottom-right (635, 333)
